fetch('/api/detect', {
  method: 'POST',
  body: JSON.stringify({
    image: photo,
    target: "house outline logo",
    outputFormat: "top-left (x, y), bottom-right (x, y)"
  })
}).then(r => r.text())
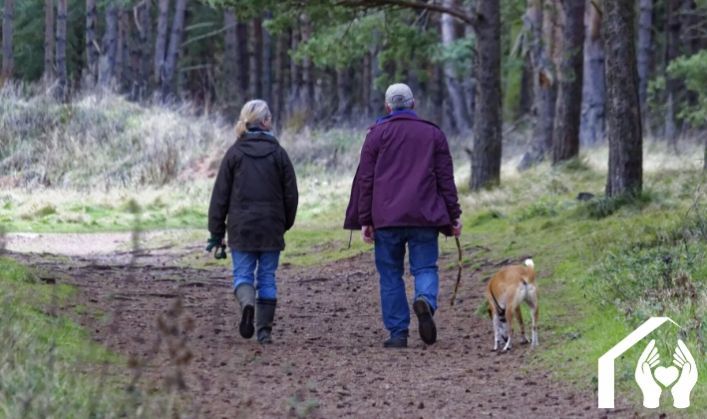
top-left (597, 316), bottom-right (698, 409)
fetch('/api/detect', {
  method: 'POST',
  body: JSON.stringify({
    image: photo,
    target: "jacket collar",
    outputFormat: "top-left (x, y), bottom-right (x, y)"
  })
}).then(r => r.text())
top-left (375, 110), bottom-right (419, 125)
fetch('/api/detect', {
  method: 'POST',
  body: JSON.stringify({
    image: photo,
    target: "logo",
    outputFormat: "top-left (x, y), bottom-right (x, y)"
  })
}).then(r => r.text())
top-left (597, 317), bottom-right (698, 409)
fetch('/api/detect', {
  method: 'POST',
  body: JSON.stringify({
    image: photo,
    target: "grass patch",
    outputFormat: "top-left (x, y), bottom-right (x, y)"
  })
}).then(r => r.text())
top-left (453, 163), bottom-right (707, 414)
top-left (0, 257), bottom-right (192, 417)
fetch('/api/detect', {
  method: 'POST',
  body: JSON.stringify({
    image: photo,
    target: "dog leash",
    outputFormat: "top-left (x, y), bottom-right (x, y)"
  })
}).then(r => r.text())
top-left (450, 236), bottom-right (463, 306)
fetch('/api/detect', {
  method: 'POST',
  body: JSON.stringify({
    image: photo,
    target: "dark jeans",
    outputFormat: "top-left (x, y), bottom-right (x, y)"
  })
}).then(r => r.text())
top-left (374, 227), bottom-right (439, 338)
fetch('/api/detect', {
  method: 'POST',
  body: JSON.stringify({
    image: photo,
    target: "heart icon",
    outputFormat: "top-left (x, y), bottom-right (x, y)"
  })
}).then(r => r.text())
top-left (654, 366), bottom-right (680, 387)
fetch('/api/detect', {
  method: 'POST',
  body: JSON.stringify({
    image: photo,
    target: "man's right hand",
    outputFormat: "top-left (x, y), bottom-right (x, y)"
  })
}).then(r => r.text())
top-left (452, 218), bottom-right (463, 237)
top-left (361, 225), bottom-right (374, 244)
top-left (206, 236), bottom-right (224, 252)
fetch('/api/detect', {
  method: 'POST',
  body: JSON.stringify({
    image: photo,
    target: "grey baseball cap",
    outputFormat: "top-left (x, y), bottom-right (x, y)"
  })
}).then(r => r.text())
top-left (385, 83), bottom-right (414, 109)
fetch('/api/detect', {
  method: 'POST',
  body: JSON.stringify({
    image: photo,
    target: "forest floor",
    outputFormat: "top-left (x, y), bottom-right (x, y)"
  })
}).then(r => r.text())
top-left (5, 233), bottom-right (623, 418)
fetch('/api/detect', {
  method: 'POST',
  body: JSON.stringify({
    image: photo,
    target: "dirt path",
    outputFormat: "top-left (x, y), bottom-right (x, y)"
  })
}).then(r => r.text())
top-left (7, 237), bottom-right (620, 418)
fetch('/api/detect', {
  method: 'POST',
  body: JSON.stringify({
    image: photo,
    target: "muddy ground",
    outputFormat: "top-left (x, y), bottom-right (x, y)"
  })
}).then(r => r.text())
top-left (7, 237), bottom-right (628, 418)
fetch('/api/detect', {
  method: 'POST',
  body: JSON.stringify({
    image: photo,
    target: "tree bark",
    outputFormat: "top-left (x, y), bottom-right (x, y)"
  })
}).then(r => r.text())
top-left (2, 0), bottom-right (15, 79)
top-left (552, 0), bottom-right (585, 164)
top-left (84, 0), bottom-right (98, 86)
top-left (223, 8), bottom-right (239, 113)
top-left (99, 4), bottom-right (118, 87)
top-left (636, 0), bottom-right (652, 119)
top-left (664, 0), bottom-right (681, 141)
top-left (154, 0), bottom-right (169, 85)
top-left (441, 0), bottom-right (471, 133)
top-left (44, 0), bottom-right (55, 81)
top-left (470, 0), bottom-right (502, 191)
top-left (55, 0), bottom-right (67, 100)
top-left (603, 0), bottom-right (643, 197)
top-left (161, 0), bottom-right (188, 99)
top-left (579, 0), bottom-right (605, 146)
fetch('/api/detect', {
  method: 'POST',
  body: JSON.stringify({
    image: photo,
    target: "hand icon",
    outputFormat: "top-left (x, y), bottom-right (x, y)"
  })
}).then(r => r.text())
top-left (635, 339), bottom-right (661, 409)
top-left (671, 339), bottom-right (698, 408)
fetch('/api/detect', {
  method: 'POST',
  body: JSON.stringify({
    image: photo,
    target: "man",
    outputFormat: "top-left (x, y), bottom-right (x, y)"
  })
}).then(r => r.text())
top-left (344, 83), bottom-right (462, 348)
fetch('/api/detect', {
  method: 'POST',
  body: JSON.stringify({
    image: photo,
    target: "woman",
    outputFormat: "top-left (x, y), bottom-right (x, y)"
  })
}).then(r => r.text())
top-left (207, 99), bottom-right (298, 344)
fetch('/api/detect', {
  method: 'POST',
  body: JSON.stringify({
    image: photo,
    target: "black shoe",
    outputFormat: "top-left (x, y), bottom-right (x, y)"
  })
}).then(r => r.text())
top-left (413, 299), bottom-right (437, 345)
top-left (383, 336), bottom-right (408, 348)
top-left (239, 305), bottom-right (255, 339)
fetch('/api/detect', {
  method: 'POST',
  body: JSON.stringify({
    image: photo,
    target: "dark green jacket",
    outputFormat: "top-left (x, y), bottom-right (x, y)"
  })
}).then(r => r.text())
top-left (208, 130), bottom-right (298, 251)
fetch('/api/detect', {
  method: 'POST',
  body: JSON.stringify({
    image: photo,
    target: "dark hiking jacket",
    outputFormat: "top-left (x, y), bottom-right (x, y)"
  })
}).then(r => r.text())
top-left (208, 130), bottom-right (298, 252)
top-left (344, 113), bottom-right (461, 236)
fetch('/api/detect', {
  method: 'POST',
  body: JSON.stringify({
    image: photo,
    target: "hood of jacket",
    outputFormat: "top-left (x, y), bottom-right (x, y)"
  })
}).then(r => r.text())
top-left (236, 131), bottom-right (279, 158)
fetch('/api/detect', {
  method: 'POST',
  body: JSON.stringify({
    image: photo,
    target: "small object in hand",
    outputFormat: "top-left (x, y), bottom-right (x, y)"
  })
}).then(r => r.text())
top-left (206, 236), bottom-right (223, 252)
top-left (214, 245), bottom-right (227, 260)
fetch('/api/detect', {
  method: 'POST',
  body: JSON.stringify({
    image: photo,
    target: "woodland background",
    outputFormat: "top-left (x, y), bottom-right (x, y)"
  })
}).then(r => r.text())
top-left (1, 0), bottom-right (706, 192)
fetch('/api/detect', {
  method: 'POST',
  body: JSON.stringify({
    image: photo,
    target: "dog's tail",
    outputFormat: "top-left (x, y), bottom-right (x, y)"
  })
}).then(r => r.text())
top-left (524, 258), bottom-right (535, 269)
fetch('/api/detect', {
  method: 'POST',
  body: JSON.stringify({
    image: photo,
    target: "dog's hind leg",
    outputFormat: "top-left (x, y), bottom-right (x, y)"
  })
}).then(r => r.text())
top-left (502, 307), bottom-right (513, 351)
top-left (492, 313), bottom-right (500, 351)
top-left (516, 306), bottom-right (529, 344)
top-left (530, 303), bottom-right (539, 347)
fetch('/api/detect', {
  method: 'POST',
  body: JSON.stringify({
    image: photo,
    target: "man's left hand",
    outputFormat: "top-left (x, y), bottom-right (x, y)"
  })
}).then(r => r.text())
top-left (452, 219), bottom-right (463, 237)
top-left (361, 225), bottom-right (375, 244)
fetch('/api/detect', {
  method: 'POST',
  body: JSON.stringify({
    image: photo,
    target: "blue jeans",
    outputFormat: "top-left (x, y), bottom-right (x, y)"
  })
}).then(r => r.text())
top-left (232, 250), bottom-right (280, 300)
top-left (374, 227), bottom-right (439, 338)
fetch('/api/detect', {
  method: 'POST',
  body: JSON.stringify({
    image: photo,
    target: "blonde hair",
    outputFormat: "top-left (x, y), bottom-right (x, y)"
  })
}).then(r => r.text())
top-left (235, 99), bottom-right (272, 138)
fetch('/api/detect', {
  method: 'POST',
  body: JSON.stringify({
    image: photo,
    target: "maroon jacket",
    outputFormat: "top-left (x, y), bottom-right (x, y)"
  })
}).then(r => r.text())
top-left (344, 113), bottom-right (461, 235)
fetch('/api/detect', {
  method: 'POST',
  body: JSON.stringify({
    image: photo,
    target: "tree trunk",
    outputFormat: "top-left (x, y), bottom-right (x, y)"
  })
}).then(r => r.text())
top-left (603, 0), bottom-right (642, 197)
top-left (44, 0), bottom-right (55, 81)
top-left (99, 4), bottom-right (118, 87)
top-left (223, 9), bottom-right (239, 113)
top-left (55, 0), bottom-right (67, 100)
top-left (161, 0), bottom-right (188, 99)
top-left (116, 8), bottom-right (129, 91)
top-left (441, 0), bottom-right (471, 133)
top-left (84, 0), bottom-right (98, 86)
top-left (336, 67), bottom-right (353, 117)
top-left (237, 21), bottom-right (249, 98)
top-left (521, 0), bottom-right (558, 169)
top-left (154, 0), bottom-right (169, 85)
top-left (552, 0), bottom-right (585, 164)
top-left (664, 0), bottom-right (681, 141)
top-left (136, 0), bottom-right (151, 98)
top-left (470, 0), bottom-right (502, 191)
top-left (300, 14), bottom-right (314, 113)
top-left (636, 0), bottom-right (652, 120)
top-left (251, 17), bottom-right (263, 99)
top-left (579, 0), bottom-right (605, 146)
top-left (275, 32), bottom-right (289, 127)
top-left (362, 52), bottom-right (371, 117)
top-left (2, 0), bottom-right (15, 79)
top-left (262, 13), bottom-right (273, 106)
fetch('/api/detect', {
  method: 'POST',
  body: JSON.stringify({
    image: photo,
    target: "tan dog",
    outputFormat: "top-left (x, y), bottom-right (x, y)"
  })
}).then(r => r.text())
top-left (485, 258), bottom-right (538, 351)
